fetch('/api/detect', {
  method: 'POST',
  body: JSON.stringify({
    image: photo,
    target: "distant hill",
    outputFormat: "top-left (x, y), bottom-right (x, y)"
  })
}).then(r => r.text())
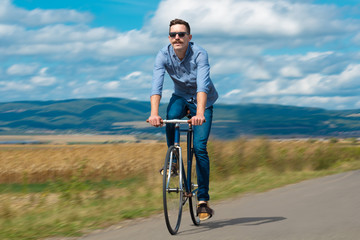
top-left (1, 97), bottom-right (360, 139)
top-left (212, 103), bottom-right (360, 138)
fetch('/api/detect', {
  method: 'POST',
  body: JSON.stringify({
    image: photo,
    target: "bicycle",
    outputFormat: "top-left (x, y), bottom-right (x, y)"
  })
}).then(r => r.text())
top-left (149, 118), bottom-right (201, 234)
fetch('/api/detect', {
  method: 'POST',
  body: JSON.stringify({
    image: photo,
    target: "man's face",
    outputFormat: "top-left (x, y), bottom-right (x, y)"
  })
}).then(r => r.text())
top-left (168, 24), bottom-right (192, 52)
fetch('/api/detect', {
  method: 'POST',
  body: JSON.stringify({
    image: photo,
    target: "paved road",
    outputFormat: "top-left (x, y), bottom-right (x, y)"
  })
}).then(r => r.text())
top-left (80, 170), bottom-right (360, 240)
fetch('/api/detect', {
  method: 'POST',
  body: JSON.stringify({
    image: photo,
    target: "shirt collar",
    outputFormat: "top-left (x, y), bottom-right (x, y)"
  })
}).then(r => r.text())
top-left (170, 42), bottom-right (193, 62)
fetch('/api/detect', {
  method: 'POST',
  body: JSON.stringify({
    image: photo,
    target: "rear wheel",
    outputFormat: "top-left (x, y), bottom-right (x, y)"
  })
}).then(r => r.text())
top-left (163, 146), bottom-right (183, 235)
top-left (189, 151), bottom-right (200, 225)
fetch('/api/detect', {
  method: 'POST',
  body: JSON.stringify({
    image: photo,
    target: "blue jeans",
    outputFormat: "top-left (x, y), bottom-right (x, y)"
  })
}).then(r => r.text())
top-left (166, 94), bottom-right (213, 201)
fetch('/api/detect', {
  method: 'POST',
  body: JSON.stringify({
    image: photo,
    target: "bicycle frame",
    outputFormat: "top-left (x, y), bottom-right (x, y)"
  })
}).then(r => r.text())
top-left (154, 118), bottom-right (201, 234)
top-left (164, 120), bottom-right (195, 199)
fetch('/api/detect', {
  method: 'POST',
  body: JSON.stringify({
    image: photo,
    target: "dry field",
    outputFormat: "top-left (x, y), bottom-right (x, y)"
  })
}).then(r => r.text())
top-left (0, 134), bottom-right (140, 144)
top-left (1, 136), bottom-right (359, 184)
top-left (0, 140), bottom-right (169, 183)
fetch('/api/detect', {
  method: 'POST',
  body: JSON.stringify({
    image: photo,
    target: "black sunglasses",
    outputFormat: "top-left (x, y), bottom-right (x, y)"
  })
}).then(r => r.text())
top-left (169, 32), bottom-right (188, 38)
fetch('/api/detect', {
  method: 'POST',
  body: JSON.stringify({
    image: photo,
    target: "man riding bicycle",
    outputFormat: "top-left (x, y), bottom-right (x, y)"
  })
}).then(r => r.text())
top-left (148, 18), bottom-right (218, 221)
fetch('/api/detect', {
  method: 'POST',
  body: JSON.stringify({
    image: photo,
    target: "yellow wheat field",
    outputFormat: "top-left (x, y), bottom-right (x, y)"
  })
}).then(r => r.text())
top-left (1, 137), bottom-right (358, 184)
top-left (0, 142), bottom-right (170, 183)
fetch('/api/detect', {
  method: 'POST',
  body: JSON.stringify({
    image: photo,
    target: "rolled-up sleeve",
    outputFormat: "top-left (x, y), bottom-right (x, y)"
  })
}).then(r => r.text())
top-left (151, 51), bottom-right (166, 97)
top-left (195, 51), bottom-right (211, 94)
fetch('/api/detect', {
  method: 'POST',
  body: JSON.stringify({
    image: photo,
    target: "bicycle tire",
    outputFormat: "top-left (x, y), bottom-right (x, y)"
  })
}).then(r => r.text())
top-left (188, 151), bottom-right (200, 226)
top-left (163, 146), bottom-right (183, 235)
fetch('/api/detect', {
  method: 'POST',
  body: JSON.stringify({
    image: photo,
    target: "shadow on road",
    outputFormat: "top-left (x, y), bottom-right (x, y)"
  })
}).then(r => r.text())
top-left (180, 217), bottom-right (286, 235)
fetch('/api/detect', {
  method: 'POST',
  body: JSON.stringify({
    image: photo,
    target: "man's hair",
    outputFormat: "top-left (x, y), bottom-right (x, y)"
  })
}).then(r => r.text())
top-left (169, 19), bottom-right (191, 34)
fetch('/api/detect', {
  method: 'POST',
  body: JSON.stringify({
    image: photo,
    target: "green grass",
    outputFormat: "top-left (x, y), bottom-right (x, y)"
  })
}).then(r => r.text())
top-left (0, 178), bottom-right (140, 194)
top-left (1, 139), bottom-right (360, 239)
top-left (0, 176), bottom-right (156, 240)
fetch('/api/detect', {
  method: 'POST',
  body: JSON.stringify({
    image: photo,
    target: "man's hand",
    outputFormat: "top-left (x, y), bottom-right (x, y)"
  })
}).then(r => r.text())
top-left (191, 114), bottom-right (206, 126)
top-left (149, 95), bottom-right (162, 127)
top-left (148, 115), bottom-right (163, 127)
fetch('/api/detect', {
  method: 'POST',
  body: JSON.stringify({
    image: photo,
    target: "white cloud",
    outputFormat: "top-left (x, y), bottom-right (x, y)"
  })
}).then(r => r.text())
top-left (123, 71), bottom-right (142, 80)
top-left (150, 0), bottom-right (301, 36)
top-left (72, 80), bottom-right (100, 96)
top-left (1, 0), bottom-right (353, 60)
top-left (0, 81), bottom-right (33, 91)
top-left (77, 65), bottom-right (120, 80)
top-left (150, 0), bottom-right (357, 39)
top-left (39, 68), bottom-right (48, 75)
top-left (7, 63), bottom-right (38, 76)
top-left (244, 65), bottom-right (271, 80)
top-left (223, 89), bottom-right (242, 99)
top-left (121, 71), bottom-right (152, 88)
top-left (212, 57), bottom-right (252, 75)
top-left (103, 81), bottom-right (121, 90)
top-left (338, 64), bottom-right (360, 85)
top-left (30, 67), bottom-right (56, 86)
top-left (0, 23), bottom-right (23, 39)
top-left (0, 27), bottom-right (159, 59)
top-left (0, 0), bottom-right (356, 61)
top-left (86, 80), bottom-right (98, 85)
top-left (30, 76), bottom-right (56, 86)
top-left (99, 30), bottom-right (161, 57)
top-left (29, 24), bottom-right (118, 43)
top-left (70, 71), bottom-right (153, 98)
top-left (280, 66), bottom-right (302, 77)
top-left (0, 0), bottom-right (92, 26)
top-left (300, 51), bottom-right (335, 61)
top-left (245, 63), bottom-right (360, 99)
top-left (283, 74), bottom-right (325, 95)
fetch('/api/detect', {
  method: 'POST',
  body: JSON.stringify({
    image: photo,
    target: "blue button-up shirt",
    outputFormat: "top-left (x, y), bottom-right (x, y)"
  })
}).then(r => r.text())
top-left (151, 42), bottom-right (218, 108)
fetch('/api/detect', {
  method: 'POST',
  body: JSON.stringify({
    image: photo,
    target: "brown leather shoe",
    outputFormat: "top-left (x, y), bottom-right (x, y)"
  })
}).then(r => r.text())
top-left (197, 203), bottom-right (214, 221)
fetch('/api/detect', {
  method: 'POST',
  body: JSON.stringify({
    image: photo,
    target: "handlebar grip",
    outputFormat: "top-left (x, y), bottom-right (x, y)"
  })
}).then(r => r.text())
top-left (146, 118), bottom-right (205, 124)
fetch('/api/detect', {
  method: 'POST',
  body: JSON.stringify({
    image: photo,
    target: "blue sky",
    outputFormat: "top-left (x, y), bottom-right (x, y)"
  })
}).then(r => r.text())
top-left (1, 0), bottom-right (360, 110)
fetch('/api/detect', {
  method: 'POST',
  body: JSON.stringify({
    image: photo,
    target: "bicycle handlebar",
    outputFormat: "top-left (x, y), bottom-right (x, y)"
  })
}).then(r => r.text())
top-left (146, 119), bottom-right (191, 124)
top-left (162, 119), bottom-right (191, 124)
top-left (146, 118), bottom-right (206, 126)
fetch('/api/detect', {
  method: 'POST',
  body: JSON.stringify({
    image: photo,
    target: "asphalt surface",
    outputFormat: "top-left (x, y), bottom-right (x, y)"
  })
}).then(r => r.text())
top-left (79, 170), bottom-right (360, 240)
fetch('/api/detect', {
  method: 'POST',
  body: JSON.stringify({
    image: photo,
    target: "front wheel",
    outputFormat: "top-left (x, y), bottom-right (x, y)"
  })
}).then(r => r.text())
top-left (163, 146), bottom-right (183, 235)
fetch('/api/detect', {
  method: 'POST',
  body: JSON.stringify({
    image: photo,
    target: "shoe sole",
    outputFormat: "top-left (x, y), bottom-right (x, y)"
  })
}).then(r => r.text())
top-left (198, 213), bottom-right (212, 221)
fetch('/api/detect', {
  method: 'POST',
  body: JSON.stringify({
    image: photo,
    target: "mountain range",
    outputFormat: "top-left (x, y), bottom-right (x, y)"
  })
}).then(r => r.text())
top-left (1, 97), bottom-right (360, 139)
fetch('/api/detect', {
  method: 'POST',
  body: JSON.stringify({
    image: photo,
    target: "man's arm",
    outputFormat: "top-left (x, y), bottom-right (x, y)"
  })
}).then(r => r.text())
top-left (148, 94), bottom-right (163, 127)
top-left (148, 50), bottom-right (167, 127)
top-left (192, 49), bottom-right (210, 126)
top-left (191, 91), bottom-right (207, 126)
